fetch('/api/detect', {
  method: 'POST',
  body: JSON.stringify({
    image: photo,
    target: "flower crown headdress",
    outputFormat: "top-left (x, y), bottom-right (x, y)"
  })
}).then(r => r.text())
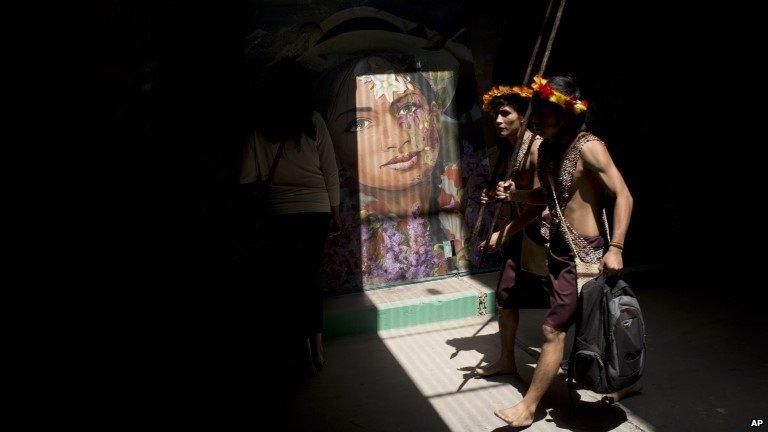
top-left (481, 85), bottom-right (533, 112)
top-left (530, 75), bottom-right (588, 114)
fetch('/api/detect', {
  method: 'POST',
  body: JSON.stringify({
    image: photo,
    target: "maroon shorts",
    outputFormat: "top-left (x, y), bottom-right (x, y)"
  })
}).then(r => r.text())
top-left (544, 232), bottom-right (605, 332)
top-left (495, 226), bottom-right (549, 310)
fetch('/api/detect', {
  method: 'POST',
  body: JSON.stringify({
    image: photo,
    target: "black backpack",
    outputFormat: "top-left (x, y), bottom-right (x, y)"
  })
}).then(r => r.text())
top-left (567, 274), bottom-right (646, 394)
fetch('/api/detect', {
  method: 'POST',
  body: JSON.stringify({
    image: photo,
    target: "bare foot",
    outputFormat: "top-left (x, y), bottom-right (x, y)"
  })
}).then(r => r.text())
top-left (602, 381), bottom-right (642, 404)
top-left (494, 402), bottom-right (535, 427)
top-left (475, 359), bottom-right (517, 378)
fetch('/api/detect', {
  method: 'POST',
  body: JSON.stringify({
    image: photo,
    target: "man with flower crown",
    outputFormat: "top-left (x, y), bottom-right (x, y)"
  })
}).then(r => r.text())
top-left (493, 75), bottom-right (636, 427)
top-left (475, 84), bottom-right (550, 380)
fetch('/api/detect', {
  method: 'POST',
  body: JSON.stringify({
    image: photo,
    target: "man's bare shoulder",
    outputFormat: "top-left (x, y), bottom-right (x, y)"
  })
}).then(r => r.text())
top-left (580, 137), bottom-right (610, 168)
top-left (582, 137), bottom-right (607, 151)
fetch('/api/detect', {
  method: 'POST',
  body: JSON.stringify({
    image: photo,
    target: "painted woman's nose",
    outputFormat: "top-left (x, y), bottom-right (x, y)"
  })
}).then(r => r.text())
top-left (381, 116), bottom-right (410, 151)
top-left (398, 138), bottom-right (414, 153)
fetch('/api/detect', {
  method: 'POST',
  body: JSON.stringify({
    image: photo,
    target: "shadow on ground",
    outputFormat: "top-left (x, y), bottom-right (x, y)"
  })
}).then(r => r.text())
top-left (285, 333), bottom-right (451, 431)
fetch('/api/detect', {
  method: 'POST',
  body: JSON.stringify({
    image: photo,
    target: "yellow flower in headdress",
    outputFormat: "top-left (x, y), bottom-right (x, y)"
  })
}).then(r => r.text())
top-left (531, 75), bottom-right (589, 115)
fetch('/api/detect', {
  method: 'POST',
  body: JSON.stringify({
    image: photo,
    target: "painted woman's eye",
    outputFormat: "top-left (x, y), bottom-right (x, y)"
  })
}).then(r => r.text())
top-left (397, 103), bottom-right (418, 116)
top-left (346, 118), bottom-right (372, 132)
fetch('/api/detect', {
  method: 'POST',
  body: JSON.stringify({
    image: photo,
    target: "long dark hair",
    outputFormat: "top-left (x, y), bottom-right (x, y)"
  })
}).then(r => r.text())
top-left (253, 59), bottom-right (317, 147)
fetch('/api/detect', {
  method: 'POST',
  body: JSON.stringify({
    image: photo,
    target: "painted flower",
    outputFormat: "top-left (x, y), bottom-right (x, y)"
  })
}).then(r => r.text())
top-left (360, 73), bottom-right (410, 103)
top-left (405, 203), bottom-right (441, 279)
top-left (438, 163), bottom-right (462, 210)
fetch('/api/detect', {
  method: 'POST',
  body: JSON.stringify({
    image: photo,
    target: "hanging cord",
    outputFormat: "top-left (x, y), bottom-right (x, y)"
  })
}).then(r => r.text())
top-left (470, 0), bottom-right (556, 244)
top-left (478, 0), bottom-right (568, 264)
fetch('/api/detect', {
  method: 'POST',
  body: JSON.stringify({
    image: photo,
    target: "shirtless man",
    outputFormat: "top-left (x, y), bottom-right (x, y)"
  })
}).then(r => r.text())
top-left (493, 75), bottom-right (635, 427)
top-left (475, 85), bottom-right (549, 378)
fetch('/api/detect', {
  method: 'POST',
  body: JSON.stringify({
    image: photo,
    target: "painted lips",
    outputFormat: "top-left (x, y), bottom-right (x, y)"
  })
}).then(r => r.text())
top-left (381, 152), bottom-right (419, 171)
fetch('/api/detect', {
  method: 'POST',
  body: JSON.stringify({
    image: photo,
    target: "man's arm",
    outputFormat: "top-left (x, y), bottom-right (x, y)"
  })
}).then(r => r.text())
top-left (492, 136), bottom-right (546, 205)
top-left (505, 204), bottom-right (546, 238)
top-left (580, 139), bottom-right (634, 272)
top-left (478, 204), bottom-right (546, 253)
top-left (502, 138), bottom-right (546, 233)
top-left (495, 181), bottom-right (547, 205)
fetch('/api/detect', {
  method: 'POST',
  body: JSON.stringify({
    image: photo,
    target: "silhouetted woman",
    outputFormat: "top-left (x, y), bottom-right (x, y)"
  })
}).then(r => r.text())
top-left (240, 59), bottom-right (341, 375)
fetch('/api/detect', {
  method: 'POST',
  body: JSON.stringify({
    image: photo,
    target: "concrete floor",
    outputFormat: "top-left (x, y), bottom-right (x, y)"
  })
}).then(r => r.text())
top-left (284, 273), bottom-right (768, 431)
top-left (290, 314), bottom-right (650, 431)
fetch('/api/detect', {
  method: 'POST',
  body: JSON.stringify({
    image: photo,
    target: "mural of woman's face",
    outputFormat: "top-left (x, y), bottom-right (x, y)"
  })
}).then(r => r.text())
top-left (327, 59), bottom-right (441, 191)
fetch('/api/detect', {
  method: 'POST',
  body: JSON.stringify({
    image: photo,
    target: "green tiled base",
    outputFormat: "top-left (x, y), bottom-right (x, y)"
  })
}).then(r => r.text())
top-left (325, 288), bottom-right (497, 338)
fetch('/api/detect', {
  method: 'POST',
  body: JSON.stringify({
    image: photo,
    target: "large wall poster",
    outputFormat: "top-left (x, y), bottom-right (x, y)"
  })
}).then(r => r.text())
top-left (250, 5), bottom-right (503, 293)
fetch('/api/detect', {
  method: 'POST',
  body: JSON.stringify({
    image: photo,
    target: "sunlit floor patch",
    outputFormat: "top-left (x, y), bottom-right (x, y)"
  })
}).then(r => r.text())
top-left (292, 306), bottom-right (652, 431)
top-left (376, 315), bottom-right (652, 431)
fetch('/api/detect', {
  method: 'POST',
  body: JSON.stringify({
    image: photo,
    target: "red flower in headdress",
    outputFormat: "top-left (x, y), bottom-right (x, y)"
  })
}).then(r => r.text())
top-left (537, 82), bottom-right (555, 99)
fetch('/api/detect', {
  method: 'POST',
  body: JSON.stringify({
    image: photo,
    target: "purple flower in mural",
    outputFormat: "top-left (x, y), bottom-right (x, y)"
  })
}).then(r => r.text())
top-left (405, 203), bottom-right (439, 279)
top-left (362, 216), bottom-right (407, 283)
top-left (360, 222), bottom-right (374, 276)
top-left (357, 205), bottom-right (443, 284)
top-left (461, 141), bottom-right (479, 174)
top-left (369, 215), bottom-right (407, 281)
top-left (381, 253), bottom-right (404, 280)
